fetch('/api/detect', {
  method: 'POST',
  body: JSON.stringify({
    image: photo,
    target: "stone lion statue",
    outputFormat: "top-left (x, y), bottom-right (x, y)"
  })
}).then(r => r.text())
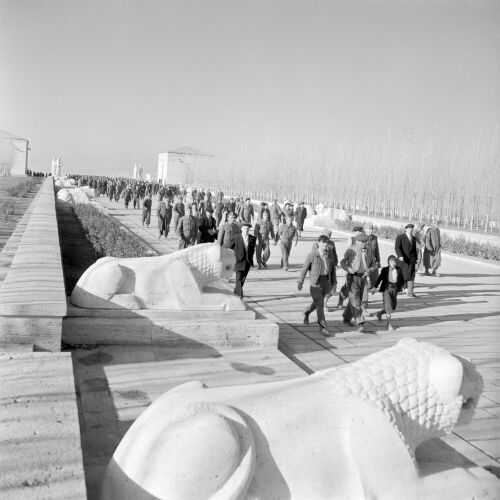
top-left (101, 338), bottom-right (498, 500)
top-left (71, 243), bottom-right (245, 310)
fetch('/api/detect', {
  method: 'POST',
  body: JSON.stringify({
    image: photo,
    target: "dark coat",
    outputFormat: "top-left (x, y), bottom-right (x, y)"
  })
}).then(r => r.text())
top-left (395, 233), bottom-right (418, 280)
top-left (233, 234), bottom-right (256, 271)
top-left (199, 214), bottom-right (218, 243)
top-left (374, 266), bottom-right (405, 294)
top-left (367, 234), bottom-right (381, 264)
top-left (295, 206), bottom-right (307, 230)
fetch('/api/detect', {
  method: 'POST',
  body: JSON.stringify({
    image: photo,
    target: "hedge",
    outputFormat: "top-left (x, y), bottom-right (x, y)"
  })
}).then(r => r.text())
top-left (0, 198), bottom-right (16, 221)
top-left (74, 204), bottom-right (155, 258)
top-left (6, 179), bottom-right (38, 198)
top-left (332, 218), bottom-right (500, 262)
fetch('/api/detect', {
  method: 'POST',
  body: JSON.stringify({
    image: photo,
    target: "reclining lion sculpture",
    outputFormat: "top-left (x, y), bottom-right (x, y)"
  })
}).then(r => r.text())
top-left (71, 243), bottom-right (245, 310)
top-left (102, 338), bottom-right (498, 499)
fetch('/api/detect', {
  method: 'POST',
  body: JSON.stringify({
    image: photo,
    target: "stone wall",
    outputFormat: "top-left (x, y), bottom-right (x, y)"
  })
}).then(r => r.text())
top-left (0, 178), bottom-right (67, 350)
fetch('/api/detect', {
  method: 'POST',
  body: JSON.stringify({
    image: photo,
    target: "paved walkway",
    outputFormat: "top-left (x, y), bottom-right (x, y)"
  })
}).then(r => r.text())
top-left (91, 197), bottom-right (500, 472)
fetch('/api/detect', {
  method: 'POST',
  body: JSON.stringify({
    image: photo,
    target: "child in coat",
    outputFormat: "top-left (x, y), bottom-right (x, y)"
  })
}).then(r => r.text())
top-left (370, 255), bottom-right (405, 330)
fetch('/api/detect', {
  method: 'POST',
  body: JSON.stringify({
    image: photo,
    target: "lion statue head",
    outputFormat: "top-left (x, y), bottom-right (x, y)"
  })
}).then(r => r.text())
top-left (316, 337), bottom-right (484, 458)
top-left (178, 243), bottom-right (236, 287)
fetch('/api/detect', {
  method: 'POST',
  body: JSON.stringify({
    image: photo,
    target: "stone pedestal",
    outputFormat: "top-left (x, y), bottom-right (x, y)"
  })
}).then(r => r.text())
top-left (63, 305), bottom-right (279, 348)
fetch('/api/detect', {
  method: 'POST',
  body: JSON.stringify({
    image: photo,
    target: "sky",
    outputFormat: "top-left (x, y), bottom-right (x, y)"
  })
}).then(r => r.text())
top-left (1, 0), bottom-right (499, 177)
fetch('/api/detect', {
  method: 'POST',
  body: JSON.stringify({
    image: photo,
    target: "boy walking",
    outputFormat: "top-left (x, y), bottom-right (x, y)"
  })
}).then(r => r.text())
top-left (370, 255), bottom-right (405, 330)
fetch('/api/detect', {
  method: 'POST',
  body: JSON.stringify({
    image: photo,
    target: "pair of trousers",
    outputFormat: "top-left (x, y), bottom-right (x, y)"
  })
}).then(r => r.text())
top-left (343, 274), bottom-right (366, 325)
top-left (382, 285), bottom-right (398, 314)
top-left (272, 223), bottom-right (280, 242)
top-left (305, 275), bottom-right (330, 324)
top-left (280, 242), bottom-right (292, 268)
top-left (256, 238), bottom-right (270, 266)
top-left (234, 265), bottom-right (251, 298)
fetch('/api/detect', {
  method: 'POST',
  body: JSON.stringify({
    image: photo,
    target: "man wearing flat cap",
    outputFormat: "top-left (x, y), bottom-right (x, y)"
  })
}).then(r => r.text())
top-left (395, 224), bottom-right (418, 297)
top-left (233, 221), bottom-right (256, 299)
top-left (340, 232), bottom-right (378, 332)
top-left (350, 225), bottom-right (365, 244)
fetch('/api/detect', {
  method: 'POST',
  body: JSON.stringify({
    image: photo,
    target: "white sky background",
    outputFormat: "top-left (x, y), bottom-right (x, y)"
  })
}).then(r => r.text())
top-left (1, 0), bottom-right (499, 176)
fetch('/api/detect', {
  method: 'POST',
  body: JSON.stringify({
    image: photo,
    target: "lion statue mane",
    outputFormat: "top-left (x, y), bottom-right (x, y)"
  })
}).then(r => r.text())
top-left (101, 338), bottom-right (498, 500)
top-left (71, 243), bottom-right (245, 310)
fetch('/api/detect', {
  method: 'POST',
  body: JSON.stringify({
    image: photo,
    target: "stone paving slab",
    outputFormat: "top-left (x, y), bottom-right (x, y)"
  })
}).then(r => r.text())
top-left (89, 196), bottom-right (500, 473)
top-left (0, 351), bottom-right (86, 500)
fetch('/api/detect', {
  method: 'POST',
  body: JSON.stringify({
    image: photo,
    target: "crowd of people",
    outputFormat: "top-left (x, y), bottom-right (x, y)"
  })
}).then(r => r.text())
top-left (298, 221), bottom-right (442, 336)
top-left (67, 174), bottom-right (443, 336)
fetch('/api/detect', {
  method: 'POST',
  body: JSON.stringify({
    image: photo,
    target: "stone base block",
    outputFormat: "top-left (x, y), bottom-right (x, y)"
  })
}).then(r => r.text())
top-left (0, 352), bottom-right (86, 500)
top-left (63, 307), bottom-right (279, 348)
top-left (0, 316), bottom-right (62, 351)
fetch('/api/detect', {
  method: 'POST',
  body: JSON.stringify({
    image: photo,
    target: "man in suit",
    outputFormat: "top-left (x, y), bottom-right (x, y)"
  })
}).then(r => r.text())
top-left (217, 212), bottom-right (240, 249)
top-left (233, 222), bottom-right (256, 299)
top-left (340, 233), bottom-right (378, 332)
top-left (395, 223), bottom-right (418, 297)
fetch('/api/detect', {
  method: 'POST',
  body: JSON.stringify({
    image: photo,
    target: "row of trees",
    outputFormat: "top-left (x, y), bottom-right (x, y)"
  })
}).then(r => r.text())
top-left (189, 137), bottom-right (499, 233)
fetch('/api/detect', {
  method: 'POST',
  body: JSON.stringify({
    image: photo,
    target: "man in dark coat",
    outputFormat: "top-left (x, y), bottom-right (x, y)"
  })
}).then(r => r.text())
top-left (157, 196), bottom-right (172, 239)
top-left (295, 202), bottom-right (308, 237)
top-left (176, 204), bottom-right (199, 249)
top-left (199, 208), bottom-right (218, 243)
top-left (395, 223), bottom-right (418, 297)
top-left (233, 222), bottom-right (256, 299)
